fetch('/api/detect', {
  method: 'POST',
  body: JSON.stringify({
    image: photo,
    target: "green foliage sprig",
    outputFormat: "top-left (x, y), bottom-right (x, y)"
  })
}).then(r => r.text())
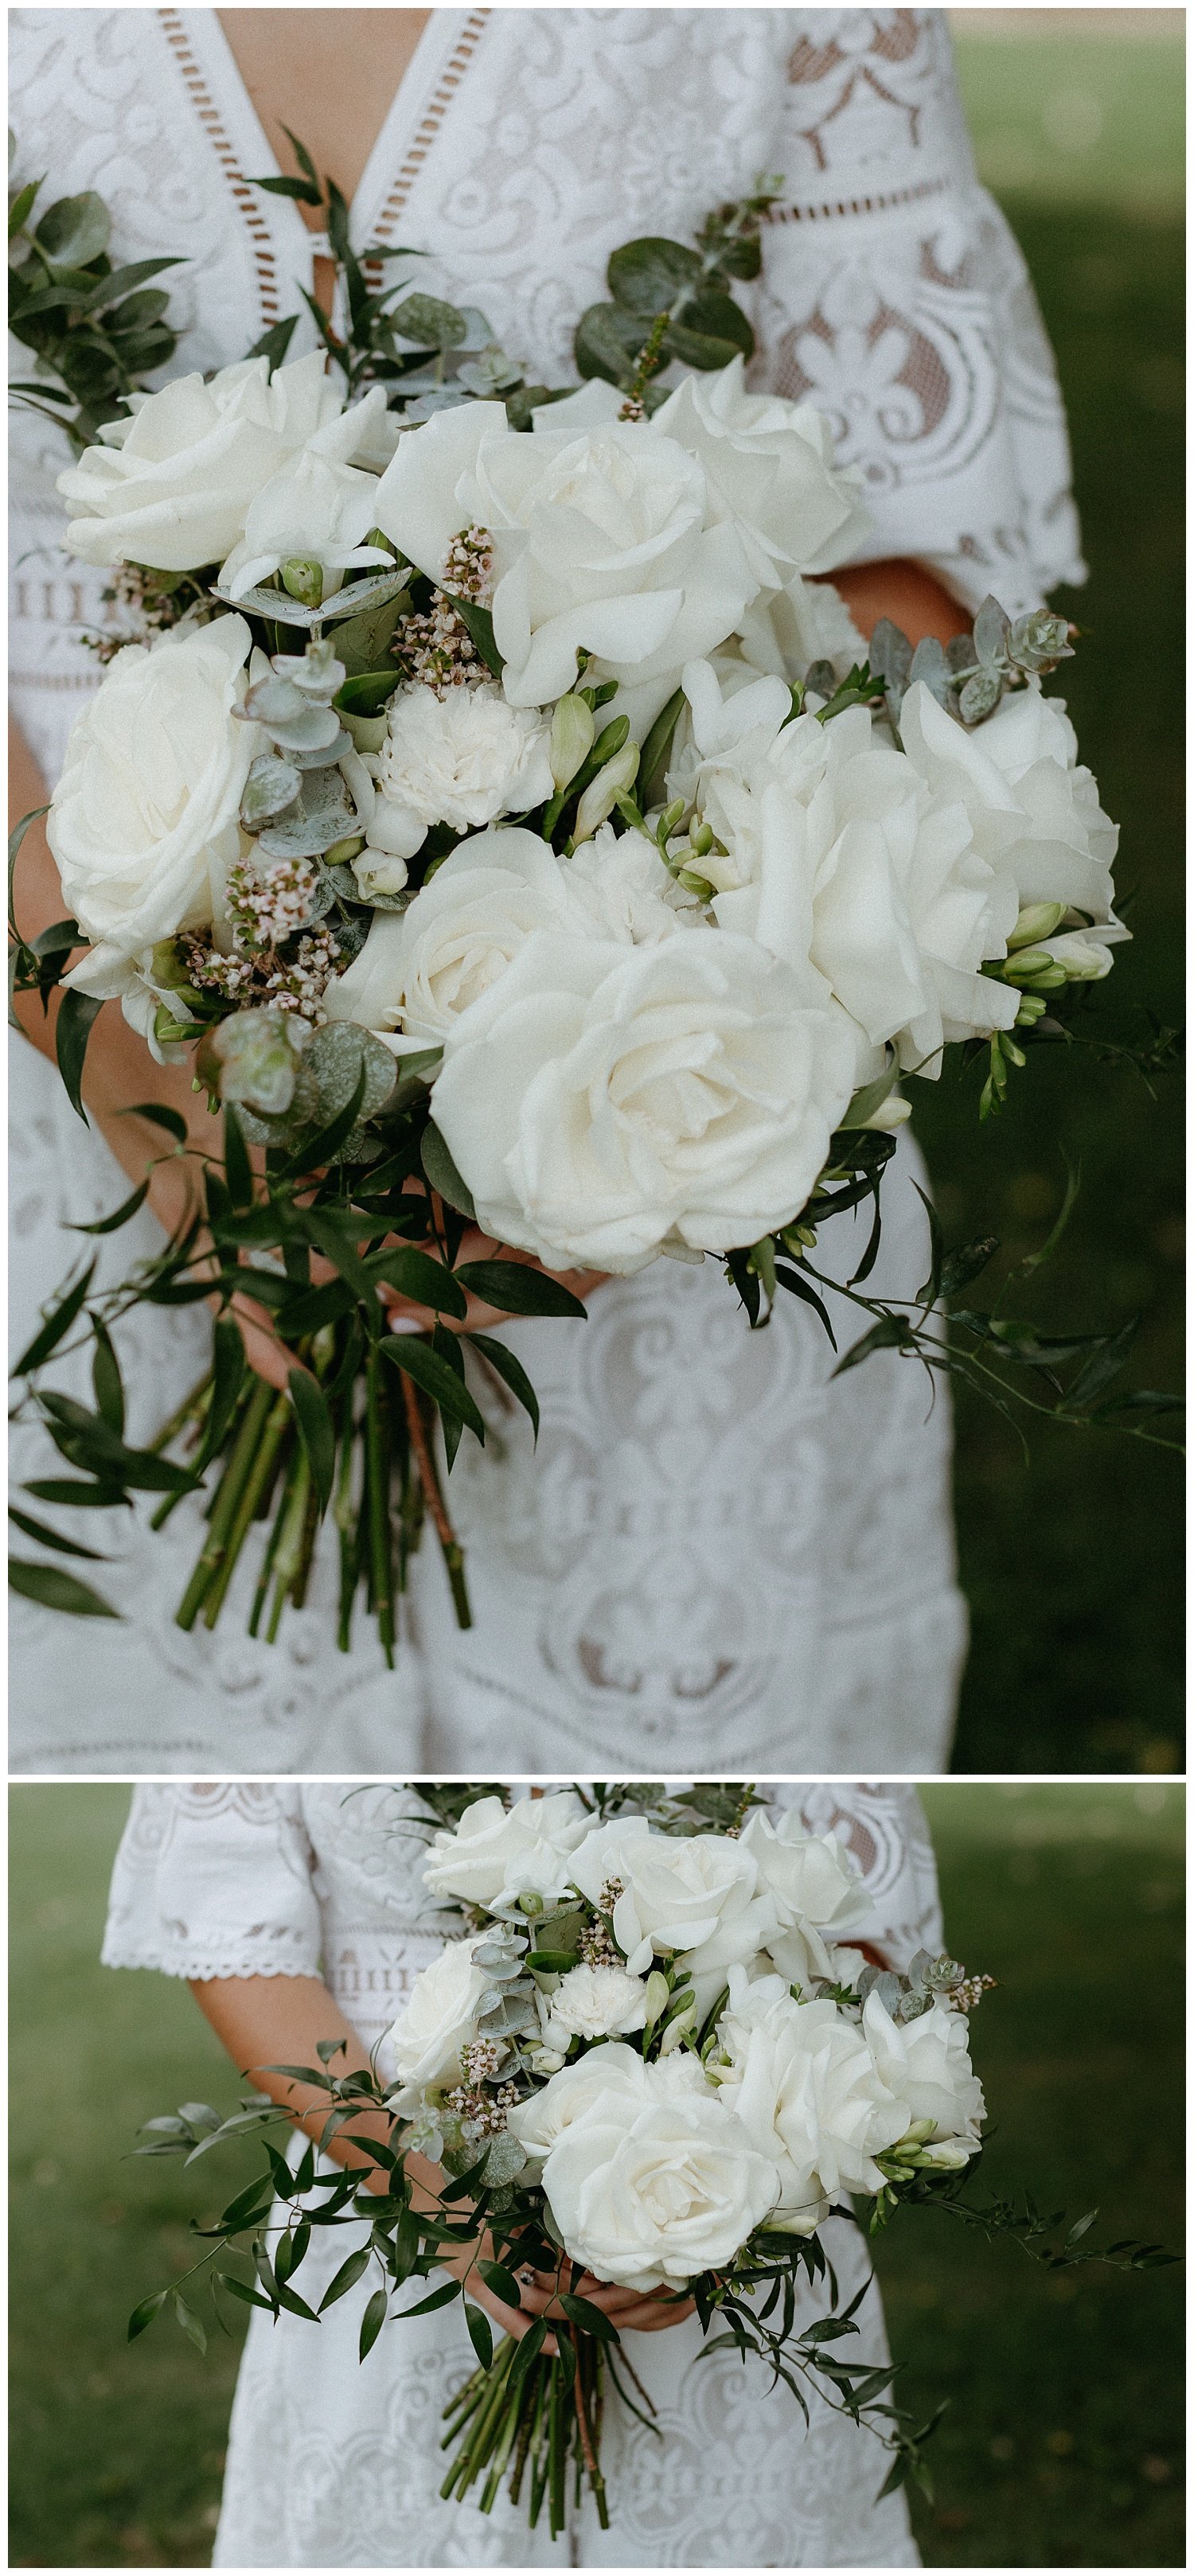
top-left (8, 162), bottom-right (184, 448)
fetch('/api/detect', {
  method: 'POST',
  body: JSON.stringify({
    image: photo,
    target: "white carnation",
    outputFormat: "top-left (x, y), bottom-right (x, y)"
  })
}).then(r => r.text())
top-left (366, 683), bottom-right (554, 855)
top-left (542, 1963), bottom-right (651, 2045)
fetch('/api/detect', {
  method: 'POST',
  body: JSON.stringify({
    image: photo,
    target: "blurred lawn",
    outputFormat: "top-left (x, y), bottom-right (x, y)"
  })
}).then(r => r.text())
top-left (908, 176), bottom-right (1184, 1771)
top-left (10, 1783), bottom-right (1184, 2569)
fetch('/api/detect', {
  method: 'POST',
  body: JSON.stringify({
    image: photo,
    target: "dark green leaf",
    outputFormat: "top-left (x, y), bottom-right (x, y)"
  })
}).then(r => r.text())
top-left (464, 1333), bottom-right (540, 1440)
top-left (380, 1336), bottom-right (485, 1440)
top-left (252, 172), bottom-right (324, 205)
top-left (1061, 1315), bottom-right (1141, 1413)
top-left (506, 2314), bottom-right (548, 2388)
top-left (70, 1177), bottom-right (150, 1234)
top-left (91, 1316), bottom-right (125, 1433)
top-left (368, 1245), bottom-right (468, 1319)
top-left (638, 685), bottom-right (685, 805)
top-left (455, 1261), bottom-right (587, 1320)
top-left (127, 2289), bottom-right (168, 2343)
top-left (33, 190), bottom-right (111, 267)
top-left (667, 292), bottom-right (754, 369)
top-left (245, 314), bottom-right (301, 370)
top-left (359, 2285), bottom-right (388, 2360)
top-left (14, 1259), bottom-right (96, 1374)
top-left (318, 2246), bottom-right (374, 2312)
top-left (390, 292), bottom-right (467, 349)
top-left (607, 236), bottom-right (701, 314)
top-left (452, 598), bottom-right (503, 677)
top-left (23, 1477), bottom-right (129, 1509)
top-left (120, 1100), bottom-right (189, 1144)
top-left (334, 670), bottom-right (401, 716)
top-left (420, 1121), bottom-right (476, 1222)
top-left (573, 300), bottom-right (650, 385)
top-left (477, 2258), bottom-right (522, 2309)
top-left (55, 987), bottom-right (103, 1122)
top-left (831, 1315), bottom-right (911, 1377)
top-left (939, 1237), bottom-right (1000, 1298)
top-left (8, 1504), bottom-right (107, 1561)
top-left (223, 1105), bottom-right (253, 1210)
top-left (396, 2277), bottom-right (461, 2318)
top-left (465, 2301), bottom-right (494, 2369)
top-left (8, 1558), bottom-right (121, 1618)
top-left (172, 2290), bottom-right (207, 2353)
top-left (288, 1366), bottom-right (336, 1513)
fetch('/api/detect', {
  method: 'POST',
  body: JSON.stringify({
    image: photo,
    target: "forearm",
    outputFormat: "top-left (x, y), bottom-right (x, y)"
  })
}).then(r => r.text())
top-left (817, 558), bottom-right (968, 650)
top-left (187, 1971), bottom-right (440, 2207)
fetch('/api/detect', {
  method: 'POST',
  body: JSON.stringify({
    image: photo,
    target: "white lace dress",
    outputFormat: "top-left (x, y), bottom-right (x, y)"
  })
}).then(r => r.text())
top-left (103, 1779), bottom-right (945, 2567)
top-left (10, 9), bottom-right (1082, 1775)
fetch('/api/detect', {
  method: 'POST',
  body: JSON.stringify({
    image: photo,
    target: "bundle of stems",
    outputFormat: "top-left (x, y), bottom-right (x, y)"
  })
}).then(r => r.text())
top-left (155, 1321), bottom-right (471, 1662)
top-left (440, 2332), bottom-right (614, 2537)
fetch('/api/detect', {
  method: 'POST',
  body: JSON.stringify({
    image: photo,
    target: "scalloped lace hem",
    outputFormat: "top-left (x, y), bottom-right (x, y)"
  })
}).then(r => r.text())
top-left (100, 1945), bottom-right (322, 1981)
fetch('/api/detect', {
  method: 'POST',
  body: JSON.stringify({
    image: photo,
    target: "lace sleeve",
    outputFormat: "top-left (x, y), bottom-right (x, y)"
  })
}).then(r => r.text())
top-left (101, 1783), bottom-right (323, 1982)
top-left (767, 1781), bottom-right (943, 1968)
top-left (754, 8), bottom-right (1084, 615)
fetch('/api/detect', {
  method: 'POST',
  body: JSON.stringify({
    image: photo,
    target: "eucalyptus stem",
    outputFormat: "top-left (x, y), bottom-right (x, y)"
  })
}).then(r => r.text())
top-left (396, 1367), bottom-right (471, 1628)
top-left (265, 1446), bottom-right (311, 1643)
top-left (248, 1449), bottom-right (295, 1638)
top-left (147, 1366), bottom-right (213, 1456)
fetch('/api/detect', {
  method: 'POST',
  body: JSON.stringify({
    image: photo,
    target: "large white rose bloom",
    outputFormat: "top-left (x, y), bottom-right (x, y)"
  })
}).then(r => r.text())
top-left (373, 398), bottom-right (759, 727)
top-left (569, 1818), bottom-right (766, 1993)
top-left (899, 679), bottom-right (1120, 925)
top-left (325, 826), bottom-right (676, 1052)
top-left (385, 1938), bottom-right (488, 2095)
top-left (363, 684), bottom-right (554, 859)
top-left (50, 616), bottom-right (260, 1005)
top-left (57, 352), bottom-right (358, 571)
top-left (538, 2053), bottom-right (779, 2290)
top-left (675, 662), bottom-right (1020, 1078)
top-left (429, 927), bottom-right (856, 1272)
top-left (421, 1791), bottom-right (591, 1910)
top-left (651, 357), bottom-right (869, 590)
top-left (714, 1974), bottom-right (908, 2227)
top-left (509, 2038), bottom-right (707, 2161)
top-left (862, 1993), bottom-right (985, 2151)
top-left (739, 1809), bottom-right (870, 1987)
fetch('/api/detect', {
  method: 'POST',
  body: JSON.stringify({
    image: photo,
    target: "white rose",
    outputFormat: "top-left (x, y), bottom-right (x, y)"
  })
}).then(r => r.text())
top-left (217, 391), bottom-right (392, 598)
top-left (373, 399), bottom-right (758, 723)
top-left (677, 663), bottom-right (1020, 1074)
top-left (324, 827), bottom-right (601, 1050)
top-left (507, 2039), bottom-right (662, 2165)
top-left (569, 1820), bottom-right (765, 1997)
top-left (430, 927), bottom-right (856, 1272)
top-left (542, 1963), bottom-right (651, 2046)
top-left (861, 1993), bottom-right (985, 2148)
top-left (420, 1791), bottom-right (590, 1910)
top-left (653, 357), bottom-right (869, 590)
top-left (714, 1974), bottom-right (907, 2224)
top-left (57, 352), bottom-right (350, 571)
top-left (49, 616), bottom-right (260, 983)
top-left (540, 2060), bottom-right (779, 2290)
top-left (385, 1937), bottom-right (488, 2095)
top-left (898, 679), bottom-right (1119, 924)
top-left (364, 682), bottom-right (554, 855)
top-left (739, 1810), bottom-right (869, 1988)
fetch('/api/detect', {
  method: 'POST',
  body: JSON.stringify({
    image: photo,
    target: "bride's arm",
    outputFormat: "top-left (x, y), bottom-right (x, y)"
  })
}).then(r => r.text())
top-left (191, 1972), bottom-right (693, 2340)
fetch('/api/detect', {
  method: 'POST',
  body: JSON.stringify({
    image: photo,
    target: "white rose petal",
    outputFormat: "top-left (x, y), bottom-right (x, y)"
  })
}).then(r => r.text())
top-left (569, 1820), bottom-right (767, 2009)
top-left (420, 1791), bottom-right (590, 1910)
top-left (539, 2058), bottom-right (779, 2290)
top-left (898, 679), bottom-right (1119, 926)
top-left (217, 395), bottom-right (390, 599)
top-left (862, 1993), bottom-right (986, 2148)
top-left (430, 926), bottom-right (856, 1273)
top-left (714, 1973), bottom-right (907, 2223)
top-left (385, 1938), bottom-right (488, 2095)
top-left (49, 617), bottom-right (260, 988)
top-left (58, 352), bottom-right (351, 571)
top-left (373, 401), bottom-right (759, 728)
top-left (653, 357), bottom-right (869, 590)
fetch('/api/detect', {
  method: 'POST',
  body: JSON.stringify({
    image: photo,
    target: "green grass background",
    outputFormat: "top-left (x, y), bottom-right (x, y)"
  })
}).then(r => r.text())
top-left (910, 20), bottom-right (1185, 1773)
top-left (10, 1782), bottom-right (1184, 2569)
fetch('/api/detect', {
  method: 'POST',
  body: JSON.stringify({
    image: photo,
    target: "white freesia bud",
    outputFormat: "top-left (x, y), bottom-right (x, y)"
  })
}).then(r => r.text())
top-left (1007, 901), bottom-right (1067, 951)
top-left (573, 741), bottom-right (640, 843)
top-left (658, 1997), bottom-right (698, 2053)
top-left (549, 693), bottom-right (596, 789)
top-left (859, 1093), bottom-right (911, 1132)
top-left (1040, 931), bottom-right (1115, 981)
top-left (642, 1970), bottom-right (671, 2028)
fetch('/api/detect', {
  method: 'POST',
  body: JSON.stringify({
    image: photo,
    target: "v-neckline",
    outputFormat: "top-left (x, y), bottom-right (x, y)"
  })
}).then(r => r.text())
top-left (202, 9), bottom-right (474, 255)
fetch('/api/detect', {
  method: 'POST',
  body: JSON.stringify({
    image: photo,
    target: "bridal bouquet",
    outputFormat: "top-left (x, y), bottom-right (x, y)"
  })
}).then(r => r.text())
top-left (11, 168), bottom-right (1169, 1650)
top-left (127, 1785), bottom-right (1170, 2539)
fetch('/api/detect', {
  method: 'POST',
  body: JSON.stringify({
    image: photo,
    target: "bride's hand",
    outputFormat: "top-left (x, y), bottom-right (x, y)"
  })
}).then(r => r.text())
top-left (436, 2234), bottom-right (695, 2352)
